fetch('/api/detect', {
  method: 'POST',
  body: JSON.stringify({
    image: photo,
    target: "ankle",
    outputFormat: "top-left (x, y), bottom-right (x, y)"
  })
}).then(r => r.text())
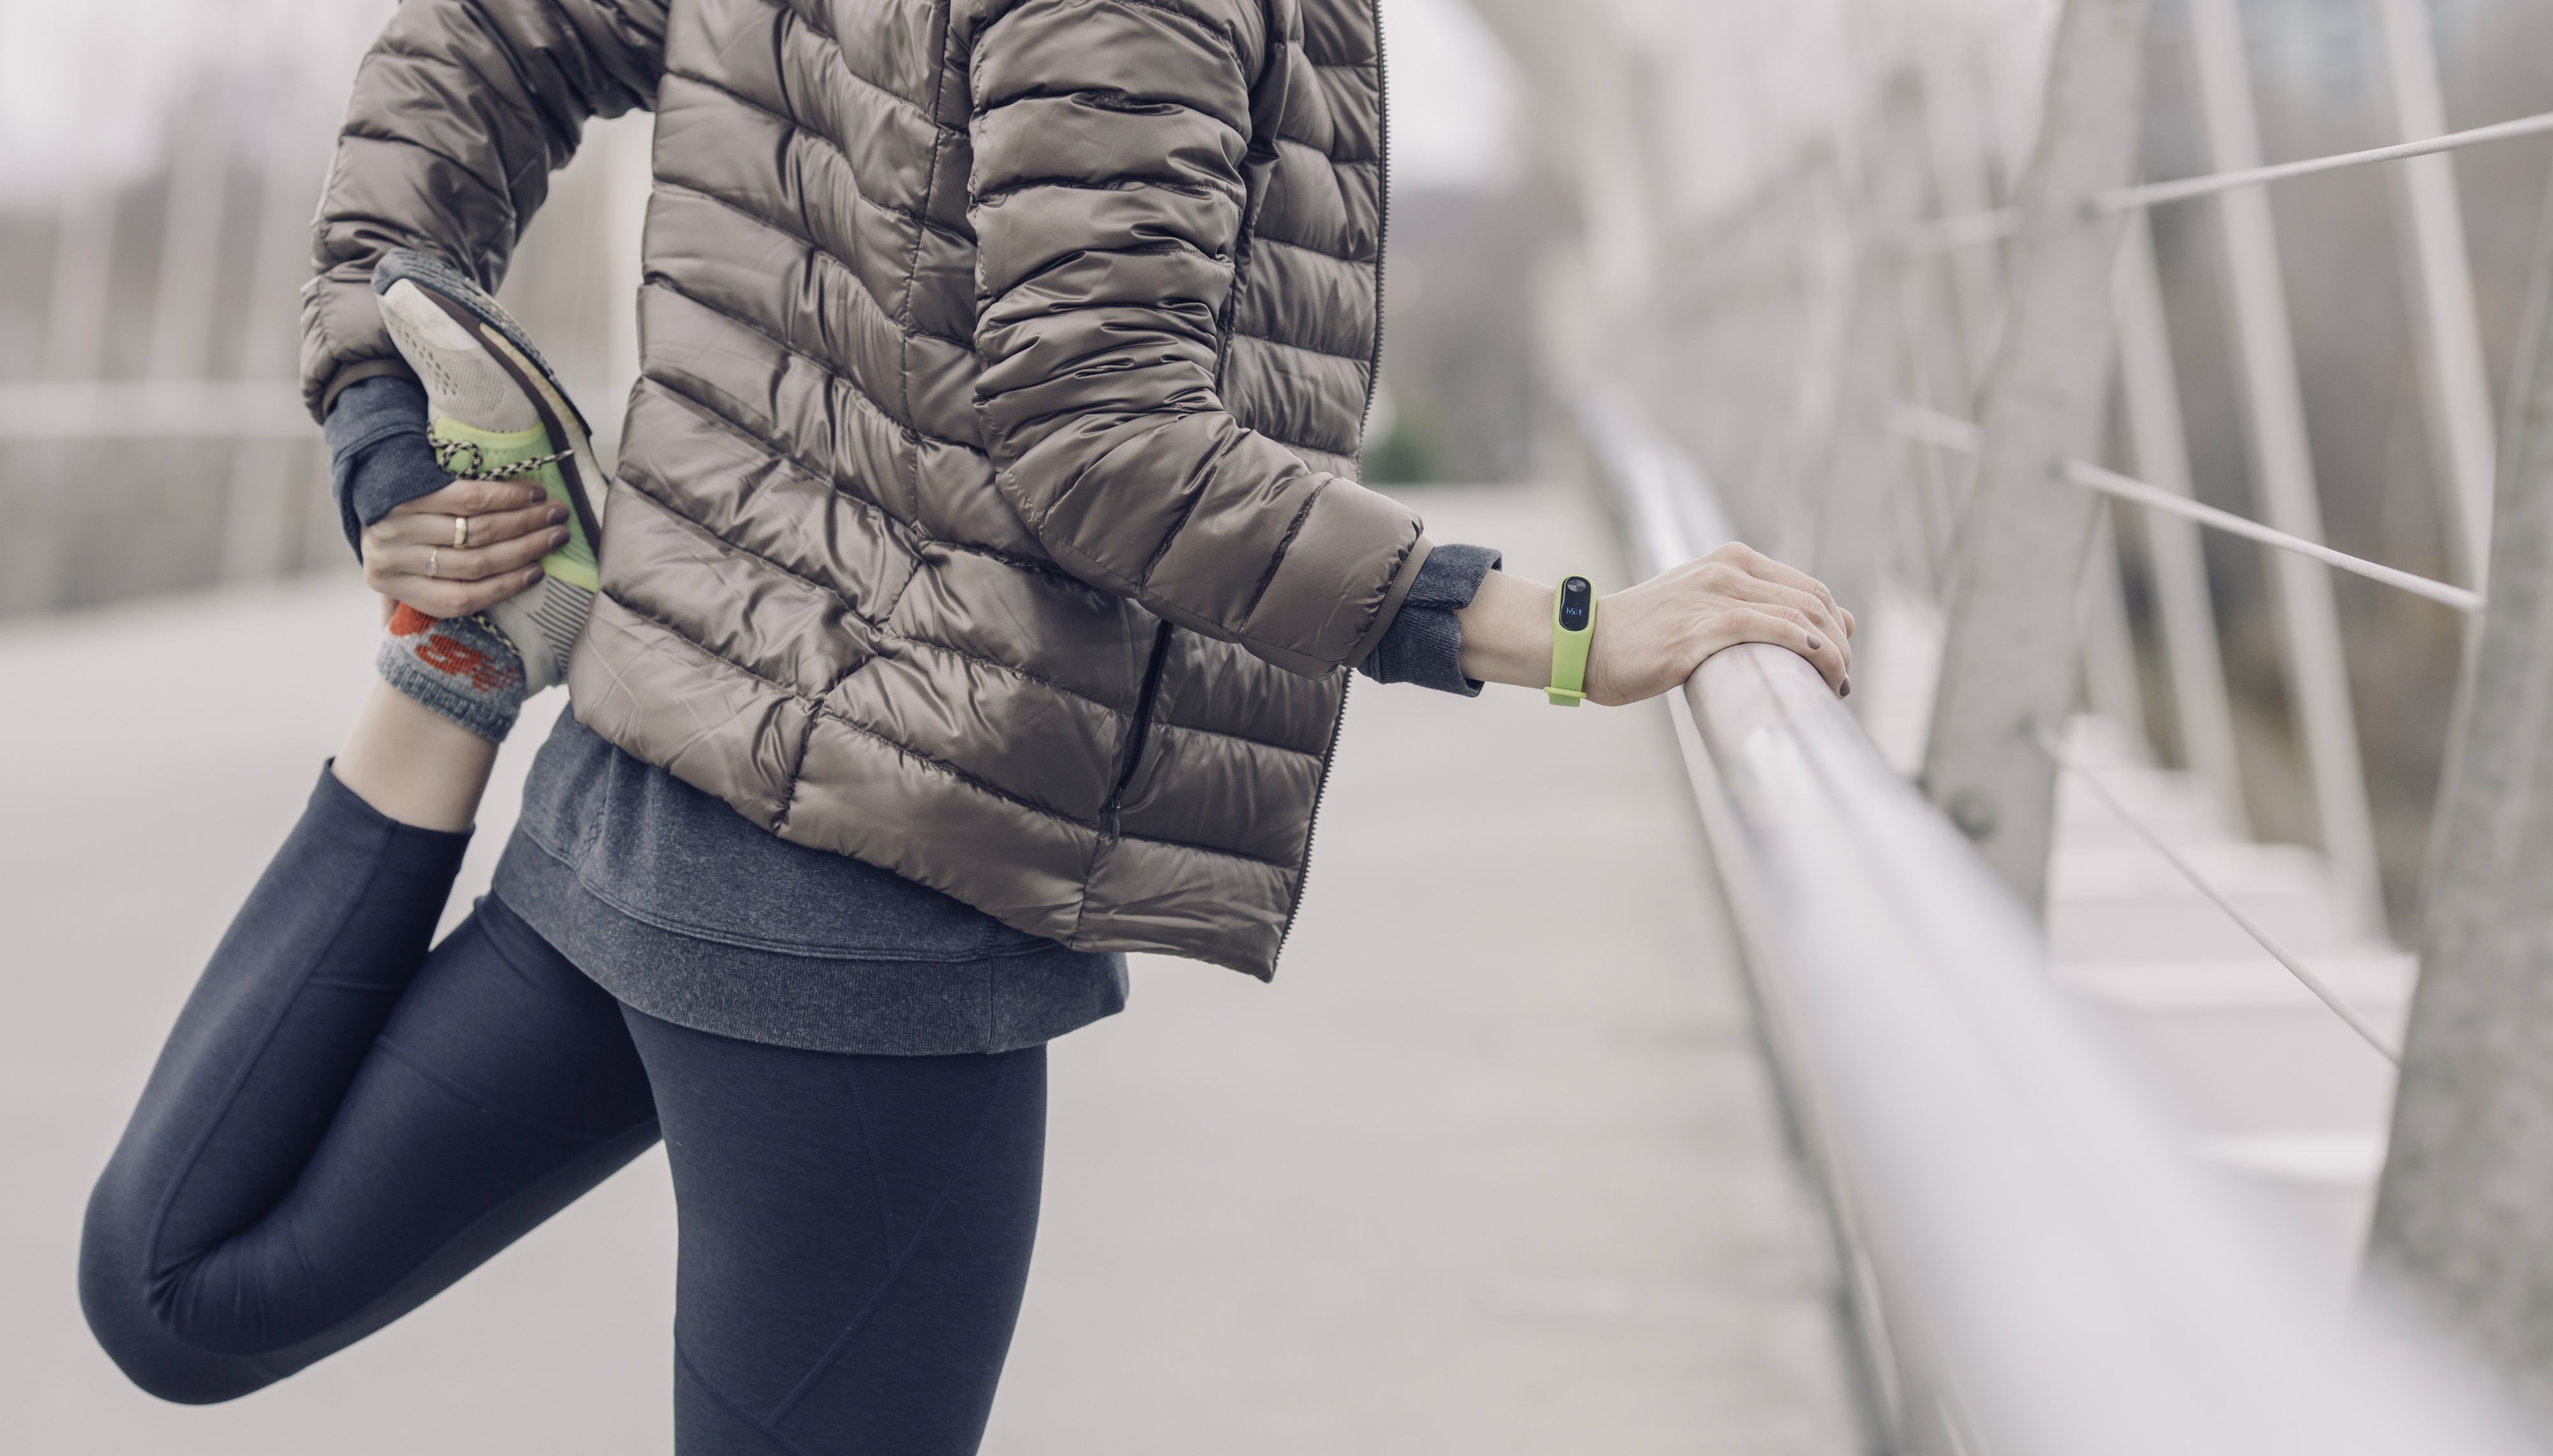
top-left (334, 680), bottom-right (498, 833)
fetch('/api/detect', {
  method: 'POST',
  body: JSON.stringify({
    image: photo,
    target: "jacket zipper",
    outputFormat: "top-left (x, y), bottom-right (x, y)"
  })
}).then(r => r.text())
top-left (1277, 0), bottom-right (1389, 965)
top-left (1354, 0), bottom-right (1389, 443)
top-left (1108, 620), bottom-right (1178, 816)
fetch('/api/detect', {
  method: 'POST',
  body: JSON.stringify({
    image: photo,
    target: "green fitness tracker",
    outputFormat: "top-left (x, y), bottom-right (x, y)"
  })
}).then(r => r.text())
top-left (1547, 574), bottom-right (1596, 706)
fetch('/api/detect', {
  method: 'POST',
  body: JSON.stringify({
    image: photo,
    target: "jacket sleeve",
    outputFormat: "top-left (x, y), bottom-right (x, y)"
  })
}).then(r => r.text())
top-left (966, 0), bottom-right (1430, 680)
top-left (299, 0), bottom-right (670, 420)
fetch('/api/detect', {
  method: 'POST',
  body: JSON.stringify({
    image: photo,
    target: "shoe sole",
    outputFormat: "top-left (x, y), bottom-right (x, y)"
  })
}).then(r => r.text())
top-left (371, 251), bottom-right (608, 551)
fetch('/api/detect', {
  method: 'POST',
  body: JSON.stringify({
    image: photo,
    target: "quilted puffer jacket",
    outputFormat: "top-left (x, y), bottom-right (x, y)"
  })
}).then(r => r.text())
top-left (302, 0), bottom-right (1430, 976)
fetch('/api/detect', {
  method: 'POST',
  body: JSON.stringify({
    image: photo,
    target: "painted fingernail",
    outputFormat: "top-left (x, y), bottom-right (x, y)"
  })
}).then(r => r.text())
top-left (549, 504), bottom-right (569, 522)
top-left (551, 529), bottom-right (570, 547)
top-left (1806, 633), bottom-right (1824, 651)
top-left (1841, 676), bottom-right (1853, 698)
top-left (525, 566), bottom-right (546, 585)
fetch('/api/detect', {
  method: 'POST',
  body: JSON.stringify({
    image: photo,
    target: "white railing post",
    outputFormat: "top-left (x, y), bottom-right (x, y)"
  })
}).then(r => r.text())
top-left (2112, 214), bottom-right (2250, 832)
top-left (1920, 0), bottom-right (2152, 907)
top-left (2185, 0), bottom-right (2386, 932)
top-left (2077, 504), bottom-right (2149, 736)
top-left (1914, 40), bottom-right (2009, 402)
top-left (1815, 72), bottom-right (1932, 635)
top-left (2370, 175), bottom-right (2553, 1412)
top-left (2373, 0), bottom-right (2497, 591)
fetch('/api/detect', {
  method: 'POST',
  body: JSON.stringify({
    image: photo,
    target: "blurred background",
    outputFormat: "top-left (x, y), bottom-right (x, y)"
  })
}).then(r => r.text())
top-left (0, 0), bottom-right (645, 613)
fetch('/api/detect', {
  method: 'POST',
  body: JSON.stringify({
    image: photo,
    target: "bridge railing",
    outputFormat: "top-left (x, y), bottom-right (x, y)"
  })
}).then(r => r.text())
top-left (1523, 0), bottom-right (2553, 1440)
top-left (1575, 385), bottom-right (2532, 1455)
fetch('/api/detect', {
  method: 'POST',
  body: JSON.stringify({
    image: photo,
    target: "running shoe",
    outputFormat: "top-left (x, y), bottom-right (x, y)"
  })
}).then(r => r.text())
top-left (372, 249), bottom-right (605, 694)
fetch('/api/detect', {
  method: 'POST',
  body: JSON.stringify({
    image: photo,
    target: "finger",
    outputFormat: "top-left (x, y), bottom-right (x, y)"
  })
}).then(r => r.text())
top-left (1760, 560), bottom-right (1845, 630)
top-left (457, 525), bottom-right (568, 580)
top-left (378, 565), bottom-right (550, 621)
top-left (1684, 544), bottom-right (1839, 618)
top-left (390, 527), bottom-right (566, 584)
top-left (478, 499), bottom-right (572, 542)
top-left (1753, 572), bottom-right (1852, 669)
top-left (371, 499), bottom-right (567, 550)
top-left (1711, 542), bottom-right (1846, 625)
top-left (1698, 571), bottom-right (1853, 675)
top-left (1731, 605), bottom-right (1849, 695)
top-left (386, 477), bottom-right (550, 519)
top-left (1720, 574), bottom-right (1850, 645)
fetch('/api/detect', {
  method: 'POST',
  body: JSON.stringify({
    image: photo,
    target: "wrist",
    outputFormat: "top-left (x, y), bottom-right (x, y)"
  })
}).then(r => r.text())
top-left (1451, 570), bottom-right (1554, 688)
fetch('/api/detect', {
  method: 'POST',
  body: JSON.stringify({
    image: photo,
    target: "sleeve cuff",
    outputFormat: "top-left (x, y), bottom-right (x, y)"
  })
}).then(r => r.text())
top-left (1354, 543), bottom-right (1504, 696)
top-left (324, 375), bottom-right (451, 559)
top-left (316, 357), bottom-right (421, 422)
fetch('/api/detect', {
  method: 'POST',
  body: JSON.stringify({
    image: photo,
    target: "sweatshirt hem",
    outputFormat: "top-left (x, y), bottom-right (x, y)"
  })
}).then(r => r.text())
top-left (491, 827), bottom-right (1128, 1056)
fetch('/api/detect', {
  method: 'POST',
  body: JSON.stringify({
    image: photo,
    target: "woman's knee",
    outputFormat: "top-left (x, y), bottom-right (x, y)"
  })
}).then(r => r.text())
top-left (77, 1194), bottom-right (278, 1406)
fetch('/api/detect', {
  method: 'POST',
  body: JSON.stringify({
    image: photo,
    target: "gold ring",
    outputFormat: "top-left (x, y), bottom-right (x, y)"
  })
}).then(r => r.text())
top-left (454, 515), bottom-right (470, 549)
top-left (428, 547), bottom-right (440, 579)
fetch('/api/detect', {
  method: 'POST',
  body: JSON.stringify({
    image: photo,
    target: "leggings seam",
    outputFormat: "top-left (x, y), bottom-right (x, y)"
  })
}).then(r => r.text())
top-left (681, 1342), bottom-right (816, 1455)
top-left (370, 1034), bottom-right (629, 1146)
top-left (140, 819), bottom-right (401, 1300)
top-left (764, 1051), bottom-right (1021, 1425)
top-left (191, 1120), bottom-right (659, 1366)
top-left (842, 1060), bottom-right (899, 1251)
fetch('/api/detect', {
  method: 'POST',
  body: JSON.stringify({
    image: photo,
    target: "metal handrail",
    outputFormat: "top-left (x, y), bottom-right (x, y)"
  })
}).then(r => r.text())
top-left (1573, 387), bottom-right (2531, 1455)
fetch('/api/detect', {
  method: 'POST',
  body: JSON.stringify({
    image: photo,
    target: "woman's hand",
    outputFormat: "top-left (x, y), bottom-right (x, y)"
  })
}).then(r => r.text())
top-left (361, 477), bottom-right (569, 620)
top-left (1453, 544), bottom-right (1855, 704)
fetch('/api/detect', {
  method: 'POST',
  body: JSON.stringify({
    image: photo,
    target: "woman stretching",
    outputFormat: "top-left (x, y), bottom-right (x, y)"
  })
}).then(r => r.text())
top-left (77, 0), bottom-right (1853, 1450)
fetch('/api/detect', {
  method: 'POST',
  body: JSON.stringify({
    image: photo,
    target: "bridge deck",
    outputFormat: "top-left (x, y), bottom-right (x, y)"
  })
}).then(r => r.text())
top-left (0, 482), bottom-right (1857, 1453)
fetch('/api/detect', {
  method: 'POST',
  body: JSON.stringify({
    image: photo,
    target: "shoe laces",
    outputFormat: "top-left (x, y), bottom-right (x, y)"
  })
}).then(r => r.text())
top-left (435, 436), bottom-right (575, 482)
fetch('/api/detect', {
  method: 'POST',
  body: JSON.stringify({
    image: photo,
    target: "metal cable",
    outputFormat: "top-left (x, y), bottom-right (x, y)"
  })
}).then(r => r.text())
top-left (1883, 405), bottom-right (2482, 612)
top-left (2031, 728), bottom-right (2401, 1066)
top-left (1902, 109), bottom-right (2553, 251)
top-left (2060, 459), bottom-right (2482, 613)
top-left (2097, 109), bottom-right (2553, 212)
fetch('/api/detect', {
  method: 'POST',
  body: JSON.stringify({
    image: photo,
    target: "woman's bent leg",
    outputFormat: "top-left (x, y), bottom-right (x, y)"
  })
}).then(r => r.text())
top-left (81, 768), bottom-right (657, 1402)
top-left (622, 1012), bottom-right (1045, 1456)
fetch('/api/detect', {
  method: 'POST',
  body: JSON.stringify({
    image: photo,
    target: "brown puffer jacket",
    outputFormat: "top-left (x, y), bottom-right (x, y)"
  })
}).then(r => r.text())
top-left (303, 0), bottom-right (1430, 976)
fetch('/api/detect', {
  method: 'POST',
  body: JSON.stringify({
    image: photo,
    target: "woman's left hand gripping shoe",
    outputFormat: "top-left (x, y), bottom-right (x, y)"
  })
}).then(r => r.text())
top-left (373, 248), bottom-right (608, 696)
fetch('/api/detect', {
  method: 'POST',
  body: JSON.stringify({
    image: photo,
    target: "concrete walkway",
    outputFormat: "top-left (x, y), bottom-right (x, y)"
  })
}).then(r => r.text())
top-left (0, 483), bottom-right (1856, 1453)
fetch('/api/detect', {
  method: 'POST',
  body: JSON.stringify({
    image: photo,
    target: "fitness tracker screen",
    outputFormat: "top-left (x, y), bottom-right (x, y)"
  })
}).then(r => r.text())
top-left (1557, 577), bottom-right (1593, 632)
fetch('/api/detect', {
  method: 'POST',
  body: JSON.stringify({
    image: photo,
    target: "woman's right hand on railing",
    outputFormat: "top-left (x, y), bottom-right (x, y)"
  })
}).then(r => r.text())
top-left (1453, 542), bottom-right (1854, 704)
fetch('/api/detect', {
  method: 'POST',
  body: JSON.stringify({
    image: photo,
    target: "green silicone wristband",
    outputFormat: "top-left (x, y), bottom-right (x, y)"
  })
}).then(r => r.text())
top-left (1547, 574), bottom-right (1596, 706)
